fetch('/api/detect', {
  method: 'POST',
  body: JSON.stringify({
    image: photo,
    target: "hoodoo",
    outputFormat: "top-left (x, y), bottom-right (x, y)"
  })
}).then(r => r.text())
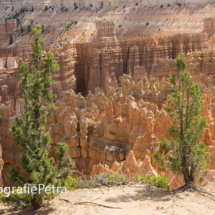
top-left (1, 0), bottom-right (215, 200)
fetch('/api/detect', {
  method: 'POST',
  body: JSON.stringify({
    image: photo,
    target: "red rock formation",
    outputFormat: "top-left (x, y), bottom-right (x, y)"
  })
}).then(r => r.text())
top-left (2, 3), bottom-right (215, 189)
top-left (1, 71), bottom-right (215, 189)
top-left (0, 19), bottom-right (17, 42)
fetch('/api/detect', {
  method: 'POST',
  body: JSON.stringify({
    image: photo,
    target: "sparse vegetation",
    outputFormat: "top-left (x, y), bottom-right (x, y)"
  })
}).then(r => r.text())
top-left (136, 3), bottom-right (138, 6)
top-left (42, 25), bottom-right (44, 32)
top-left (74, 3), bottom-right (78, 10)
top-left (27, 25), bottom-right (32, 32)
top-left (119, 25), bottom-right (122, 27)
top-left (5, 7), bottom-right (25, 26)
top-left (92, 173), bottom-right (128, 186)
top-left (50, 21), bottom-right (78, 44)
top-left (66, 173), bottom-right (129, 189)
top-left (136, 174), bottom-right (170, 190)
top-left (160, 5), bottom-right (163, 8)
top-left (146, 22), bottom-right (149, 26)
top-left (61, 7), bottom-right (68, 12)
top-left (20, 25), bottom-right (24, 33)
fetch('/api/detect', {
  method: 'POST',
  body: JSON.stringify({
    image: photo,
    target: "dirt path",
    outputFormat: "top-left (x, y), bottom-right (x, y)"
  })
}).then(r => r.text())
top-left (0, 183), bottom-right (215, 215)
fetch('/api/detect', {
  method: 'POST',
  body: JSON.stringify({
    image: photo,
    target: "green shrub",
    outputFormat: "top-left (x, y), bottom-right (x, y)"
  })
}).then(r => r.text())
top-left (146, 22), bottom-right (149, 26)
top-left (27, 25), bottom-right (31, 32)
top-left (136, 3), bottom-right (138, 6)
top-left (0, 177), bottom-right (77, 210)
top-left (74, 177), bottom-right (96, 189)
top-left (0, 188), bottom-right (33, 210)
top-left (160, 5), bottom-right (163, 8)
top-left (119, 25), bottom-right (121, 27)
top-left (65, 176), bottom-right (77, 190)
top-left (92, 173), bottom-right (128, 186)
top-left (71, 173), bottom-right (128, 189)
top-left (136, 174), bottom-right (170, 190)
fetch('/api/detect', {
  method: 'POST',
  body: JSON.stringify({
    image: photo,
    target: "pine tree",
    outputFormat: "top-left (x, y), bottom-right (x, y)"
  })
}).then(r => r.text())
top-left (9, 34), bottom-right (13, 45)
top-left (9, 25), bottom-right (74, 209)
top-left (21, 25), bottom-right (24, 33)
top-left (153, 54), bottom-right (210, 188)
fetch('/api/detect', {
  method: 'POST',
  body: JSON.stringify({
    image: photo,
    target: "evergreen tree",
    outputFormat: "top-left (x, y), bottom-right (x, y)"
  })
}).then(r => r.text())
top-left (153, 54), bottom-right (210, 188)
top-left (9, 25), bottom-right (74, 209)
top-left (27, 25), bottom-right (32, 32)
top-left (9, 34), bottom-right (13, 45)
top-left (42, 25), bottom-right (45, 33)
top-left (21, 25), bottom-right (24, 33)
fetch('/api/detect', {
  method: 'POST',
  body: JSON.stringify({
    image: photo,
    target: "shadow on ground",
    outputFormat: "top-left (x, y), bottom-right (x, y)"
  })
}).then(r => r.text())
top-left (0, 204), bottom-right (55, 215)
top-left (105, 186), bottom-right (173, 203)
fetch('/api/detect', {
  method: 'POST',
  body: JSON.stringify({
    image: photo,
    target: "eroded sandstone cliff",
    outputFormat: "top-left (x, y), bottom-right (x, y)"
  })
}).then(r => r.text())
top-left (1, 3), bottom-right (215, 189)
top-left (1, 72), bottom-right (215, 189)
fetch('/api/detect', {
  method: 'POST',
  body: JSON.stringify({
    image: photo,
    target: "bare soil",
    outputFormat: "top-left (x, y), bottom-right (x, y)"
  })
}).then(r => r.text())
top-left (0, 183), bottom-right (215, 215)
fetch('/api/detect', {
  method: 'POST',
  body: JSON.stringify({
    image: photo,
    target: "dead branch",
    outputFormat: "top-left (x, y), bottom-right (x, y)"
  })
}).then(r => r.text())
top-left (168, 176), bottom-right (175, 186)
top-left (60, 197), bottom-right (121, 209)
top-left (194, 187), bottom-right (215, 198)
top-left (173, 193), bottom-right (183, 207)
top-left (74, 201), bottom-right (121, 209)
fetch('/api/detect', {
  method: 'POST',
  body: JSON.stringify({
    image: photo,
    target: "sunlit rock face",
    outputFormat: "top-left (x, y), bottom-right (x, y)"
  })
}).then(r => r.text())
top-left (0, 0), bottom-right (212, 11)
top-left (2, 2), bottom-right (215, 188)
top-left (1, 72), bottom-right (215, 189)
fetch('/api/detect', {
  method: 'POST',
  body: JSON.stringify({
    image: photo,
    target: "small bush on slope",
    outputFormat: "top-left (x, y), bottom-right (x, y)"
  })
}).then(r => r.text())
top-left (66, 173), bottom-right (129, 189)
top-left (136, 174), bottom-right (170, 190)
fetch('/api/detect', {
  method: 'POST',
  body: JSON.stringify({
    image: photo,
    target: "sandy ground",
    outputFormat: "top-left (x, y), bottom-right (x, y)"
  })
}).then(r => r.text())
top-left (0, 183), bottom-right (215, 215)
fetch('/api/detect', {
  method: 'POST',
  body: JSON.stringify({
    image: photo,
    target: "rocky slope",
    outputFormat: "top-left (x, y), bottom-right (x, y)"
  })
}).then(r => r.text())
top-left (1, 2), bottom-right (215, 188)
top-left (2, 3), bottom-right (215, 98)
top-left (1, 72), bottom-right (215, 189)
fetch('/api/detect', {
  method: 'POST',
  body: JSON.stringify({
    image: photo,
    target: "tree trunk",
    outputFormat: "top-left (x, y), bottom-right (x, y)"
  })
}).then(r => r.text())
top-left (32, 192), bottom-right (44, 210)
top-left (183, 168), bottom-right (195, 186)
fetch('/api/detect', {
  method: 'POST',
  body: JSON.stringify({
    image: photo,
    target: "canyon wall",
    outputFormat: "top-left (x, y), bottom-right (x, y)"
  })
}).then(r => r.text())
top-left (1, 17), bottom-right (214, 98)
top-left (1, 3), bottom-right (215, 188)
top-left (0, 0), bottom-right (213, 11)
top-left (1, 72), bottom-right (215, 189)
top-left (0, 19), bottom-right (17, 42)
